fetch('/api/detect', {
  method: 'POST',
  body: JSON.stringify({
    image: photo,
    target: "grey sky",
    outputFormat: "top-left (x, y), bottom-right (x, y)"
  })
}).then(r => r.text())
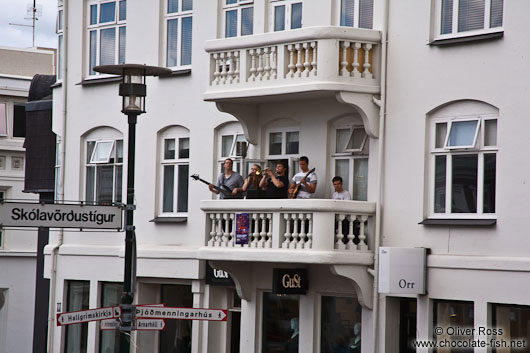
top-left (0, 0), bottom-right (57, 49)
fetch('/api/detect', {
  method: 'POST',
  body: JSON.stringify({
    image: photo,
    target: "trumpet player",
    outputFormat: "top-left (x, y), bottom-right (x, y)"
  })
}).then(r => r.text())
top-left (233, 164), bottom-right (264, 199)
top-left (259, 161), bottom-right (289, 199)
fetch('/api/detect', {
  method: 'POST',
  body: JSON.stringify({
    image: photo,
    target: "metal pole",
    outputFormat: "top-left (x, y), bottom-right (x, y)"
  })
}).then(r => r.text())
top-left (119, 112), bottom-right (138, 353)
top-left (32, 0), bottom-right (36, 47)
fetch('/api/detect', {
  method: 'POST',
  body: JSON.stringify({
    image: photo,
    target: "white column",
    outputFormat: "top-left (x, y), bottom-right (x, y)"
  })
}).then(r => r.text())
top-left (192, 280), bottom-right (205, 353)
top-left (311, 212), bottom-right (335, 251)
top-left (239, 291), bottom-right (257, 352)
top-left (299, 293), bottom-right (315, 353)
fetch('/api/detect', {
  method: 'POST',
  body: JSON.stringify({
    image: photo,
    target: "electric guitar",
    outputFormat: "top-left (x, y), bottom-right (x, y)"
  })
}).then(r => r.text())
top-left (288, 168), bottom-right (316, 199)
top-left (191, 174), bottom-right (238, 198)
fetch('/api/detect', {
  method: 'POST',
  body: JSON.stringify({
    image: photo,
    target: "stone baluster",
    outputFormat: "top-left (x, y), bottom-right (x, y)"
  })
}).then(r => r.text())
top-left (363, 43), bottom-right (373, 79)
top-left (249, 213), bottom-right (258, 247)
top-left (297, 213), bottom-right (306, 249)
top-left (295, 43), bottom-right (303, 76)
top-left (287, 44), bottom-right (296, 77)
top-left (233, 51), bottom-right (240, 83)
top-left (264, 47), bottom-right (271, 80)
top-left (335, 214), bottom-right (346, 250)
top-left (270, 47), bottom-right (277, 79)
top-left (258, 213), bottom-right (267, 248)
top-left (212, 53), bottom-right (220, 85)
top-left (291, 214), bottom-right (300, 249)
top-left (303, 42), bottom-right (310, 77)
top-left (226, 52), bottom-right (234, 84)
top-left (249, 48), bottom-right (257, 81)
top-left (266, 213), bottom-right (273, 248)
top-left (306, 213), bottom-right (313, 249)
top-left (219, 213), bottom-right (228, 246)
top-left (208, 214), bottom-right (216, 246)
top-left (311, 41), bottom-right (317, 76)
top-left (213, 213), bottom-right (222, 246)
top-left (257, 48), bottom-right (264, 80)
top-left (220, 52), bottom-right (228, 84)
top-left (229, 213), bottom-right (235, 246)
top-left (351, 42), bottom-right (361, 78)
top-left (358, 215), bottom-right (368, 250)
top-left (340, 41), bottom-right (350, 76)
top-left (346, 215), bottom-right (356, 250)
top-left (282, 213), bottom-right (292, 248)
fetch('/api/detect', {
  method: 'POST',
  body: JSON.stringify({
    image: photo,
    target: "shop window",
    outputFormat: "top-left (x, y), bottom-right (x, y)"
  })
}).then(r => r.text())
top-left (491, 303), bottom-right (530, 352)
top-left (433, 300), bottom-right (474, 353)
top-left (339, 0), bottom-right (373, 29)
top-left (223, 0), bottom-right (253, 37)
top-left (165, 0), bottom-right (192, 67)
top-left (321, 296), bottom-right (362, 353)
top-left (99, 282), bottom-right (122, 353)
top-left (262, 292), bottom-right (299, 353)
top-left (160, 284), bottom-right (193, 353)
top-left (65, 281), bottom-right (90, 353)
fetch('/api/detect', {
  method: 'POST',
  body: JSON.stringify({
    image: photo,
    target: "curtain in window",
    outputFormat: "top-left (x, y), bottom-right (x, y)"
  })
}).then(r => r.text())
top-left (441, 0), bottom-right (453, 34)
top-left (335, 159), bottom-right (350, 192)
top-left (119, 27), bottom-right (126, 64)
top-left (181, 17), bottom-right (192, 65)
top-left (353, 158), bottom-right (368, 201)
top-left (168, 0), bottom-right (178, 13)
top-left (359, 0), bottom-right (373, 29)
top-left (100, 28), bottom-right (116, 66)
top-left (89, 31), bottom-right (97, 75)
top-left (226, 10), bottom-right (238, 37)
top-left (274, 5), bottom-right (286, 31)
top-left (241, 7), bottom-right (254, 35)
top-left (291, 3), bottom-right (302, 29)
top-left (341, 0), bottom-right (354, 26)
top-left (177, 165), bottom-right (189, 212)
top-left (100, 2), bottom-right (116, 23)
top-left (182, 0), bottom-right (193, 11)
top-left (490, 0), bottom-right (503, 27)
top-left (119, 0), bottom-right (126, 20)
top-left (458, 0), bottom-right (485, 32)
top-left (163, 165), bottom-right (175, 212)
top-left (167, 18), bottom-right (179, 66)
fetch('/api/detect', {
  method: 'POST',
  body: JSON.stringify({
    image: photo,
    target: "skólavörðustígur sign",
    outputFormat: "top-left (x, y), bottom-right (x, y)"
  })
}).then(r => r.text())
top-left (0, 202), bottom-right (123, 230)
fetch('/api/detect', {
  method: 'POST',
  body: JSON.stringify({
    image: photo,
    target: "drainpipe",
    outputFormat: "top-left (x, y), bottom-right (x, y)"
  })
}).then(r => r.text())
top-left (371, 0), bottom-right (389, 351)
top-left (47, 0), bottom-right (68, 352)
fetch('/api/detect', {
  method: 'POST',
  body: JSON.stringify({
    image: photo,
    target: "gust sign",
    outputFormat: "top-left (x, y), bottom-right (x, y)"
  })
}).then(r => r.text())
top-left (57, 306), bottom-right (121, 326)
top-left (136, 305), bottom-right (227, 322)
top-left (0, 202), bottom-right (123, 229)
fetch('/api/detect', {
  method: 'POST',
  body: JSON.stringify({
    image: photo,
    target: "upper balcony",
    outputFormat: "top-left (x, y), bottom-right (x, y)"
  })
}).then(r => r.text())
top-left (204, 26), bottom-right (381, 102)
top-left (197, 199), bottom-right (375, 265)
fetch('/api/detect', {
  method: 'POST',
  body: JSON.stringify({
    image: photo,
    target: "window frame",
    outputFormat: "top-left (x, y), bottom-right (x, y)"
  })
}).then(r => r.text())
top-left (158, 134), bottom-right (190, 216)
top-left (223, 0), bottom-right (254, 38)
top-left (57, 7), bottom-right (64, 81)
top-left (164, 0), bottom-right (193, 69)
top-left (433, 0), bottom-right (504, 41)
top-left (269, 0), bottom-right (303, 32)
top-left (266, 128), bottom-right (300, 157)
top-left (85, 138), bottom-right (123, 204)
top-left (429, 114), bottom-right (497, 218)
top-left (86, 0), bottom-right (127, 77)
top-left (337, 0), bottom-right (374, 29)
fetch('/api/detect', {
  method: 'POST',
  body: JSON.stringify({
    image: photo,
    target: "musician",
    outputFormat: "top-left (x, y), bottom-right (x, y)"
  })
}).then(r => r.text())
top-left (233, 164), bottom-right (264, 199)
top-left (259, 161), bottom-right (289, 199)
top-left (331, 176), bottom-right (351, 200)
top-left (209, 158), bottom-right (244, 199)
top-left (289, 156), bottom-right (317, 199)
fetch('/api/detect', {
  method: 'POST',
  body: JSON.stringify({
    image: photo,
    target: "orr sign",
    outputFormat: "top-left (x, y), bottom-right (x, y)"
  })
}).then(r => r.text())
top-left (378, 247), bottom-right (426, 295)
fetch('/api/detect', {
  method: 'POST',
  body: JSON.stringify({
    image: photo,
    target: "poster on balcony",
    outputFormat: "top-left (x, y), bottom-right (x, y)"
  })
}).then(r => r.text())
top-left (235, 213), bottom-right (249, 245)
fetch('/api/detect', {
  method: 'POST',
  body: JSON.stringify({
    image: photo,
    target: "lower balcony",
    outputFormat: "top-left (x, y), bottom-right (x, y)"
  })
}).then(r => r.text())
top-left (198, 199), bottom-right (376, 265)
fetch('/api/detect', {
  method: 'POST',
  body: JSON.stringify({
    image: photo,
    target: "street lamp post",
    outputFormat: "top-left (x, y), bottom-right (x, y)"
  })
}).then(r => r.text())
top-left (93, 64), bottom-right (171, 353)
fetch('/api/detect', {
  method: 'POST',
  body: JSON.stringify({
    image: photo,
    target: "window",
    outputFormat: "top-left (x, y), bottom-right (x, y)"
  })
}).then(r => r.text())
top-left (165, 0), bottom-right (192, 68)
top-left (270, 0), bottom-right (302, 31)
top-left (223, 0), bottom-right (253, 37)
top-left (87, 0), bottom-right (126, 76)
top-left (13, 104), bottom-right (26, 138)
top-left (332, 124), bottom-right (369, 200)
top-left (262, 293), bottom-right (299, 353)
top-left (339, 0), bottom-right (373, 29)
top-left (321, 296), bottom-right (362, 353)
top-left (436, 0), bottom-right (503, 38)
top-left (433, 300), bottom-right (474, 353)
top-left (159, 127), bottom-right (189, 215)
top-left (65, 281), bottom-right (90, 353)
top-left (430, 114), bottom-right (497, 216)
top-left (85, 139), bottom-right (123, 204)
top-left (57, 7), bottom-right (64, 80)
top-left (0, 104), bottom-right (6, 136)
top-left (218, 123), bottom-right (248, 174)
top-left (99, 283), bottom-right (122, 353)
top-left (492, 304), bottom-right (530, 352)
top-left (268, 130), bottom-right (299, 156)
top-left (160, 285), bottom-right (193, 353)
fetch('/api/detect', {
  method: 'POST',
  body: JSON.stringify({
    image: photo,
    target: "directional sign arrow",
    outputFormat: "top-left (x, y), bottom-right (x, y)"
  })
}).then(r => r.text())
top-left (57, 306), bottom-right (121, 326)
top-left (100, 318), bottom-right (166, 331)
top-left (136, 305), bottom-right (227, 322)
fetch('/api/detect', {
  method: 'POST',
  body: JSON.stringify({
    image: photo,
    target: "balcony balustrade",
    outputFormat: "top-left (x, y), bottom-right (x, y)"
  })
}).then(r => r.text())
top-left (199, 199), bottom-right (376, 265)
top-left (204, 26), bottom-right (381, 102)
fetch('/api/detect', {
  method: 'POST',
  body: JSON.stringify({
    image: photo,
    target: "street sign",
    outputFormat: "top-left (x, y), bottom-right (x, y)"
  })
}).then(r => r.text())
top-left (136, 305), bottom-right (227, 322)
top-left (0, 201), bottom-right (123, 229)
top-left (100, 318), bottom-right (166, 331)
top-left (57, 306), bottom-right (120, 326)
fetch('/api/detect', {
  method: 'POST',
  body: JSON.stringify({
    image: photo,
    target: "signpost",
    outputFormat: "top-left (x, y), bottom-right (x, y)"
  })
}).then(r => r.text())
top-left (0, 201), bottom-right (123, 229)
top-left (135, 305), bottom-right (227, 322)
top-left (101, 319), bottom-right (166, 331)
top-left (57, 306), bottom-right (120, 326)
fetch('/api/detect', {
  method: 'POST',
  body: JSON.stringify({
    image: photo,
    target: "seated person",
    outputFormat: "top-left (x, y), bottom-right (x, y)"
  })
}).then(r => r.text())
top-left (331, 176), bottom-right (351, 200)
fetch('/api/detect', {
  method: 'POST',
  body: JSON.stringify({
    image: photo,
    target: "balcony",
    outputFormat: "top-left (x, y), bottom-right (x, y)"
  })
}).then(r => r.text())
top-left (204, 27), bottom-right (382, 141)
top-left (198, 199), bottom-right (375, 265)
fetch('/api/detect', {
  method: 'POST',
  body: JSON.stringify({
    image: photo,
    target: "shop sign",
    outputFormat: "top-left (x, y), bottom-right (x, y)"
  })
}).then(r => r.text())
top-left (205, 263), bottom-right (234, 286)
top-left (272, 268), bottom-right (308, 295)
top-left (378, 247), bottom-right (426, 295)
top-left (235, 213), bottom-right (249, 245)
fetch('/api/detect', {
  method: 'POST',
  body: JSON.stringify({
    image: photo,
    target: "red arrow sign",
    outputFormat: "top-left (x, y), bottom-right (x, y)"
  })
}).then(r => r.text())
top-left (57, 306), bottom-right (120, 326)
top-left (136, 305), bottom-right (227, 321)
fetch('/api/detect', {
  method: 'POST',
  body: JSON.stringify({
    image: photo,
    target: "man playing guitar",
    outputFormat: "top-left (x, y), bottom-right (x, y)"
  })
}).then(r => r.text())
top-left (289, 156), bottom-right (317, 199)
top-left (208, 158), bottom-right (244, 199)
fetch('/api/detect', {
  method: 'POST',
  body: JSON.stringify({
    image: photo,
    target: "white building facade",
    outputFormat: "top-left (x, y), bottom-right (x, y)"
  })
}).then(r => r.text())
top-left (46, 0), bottom-right (530, 353)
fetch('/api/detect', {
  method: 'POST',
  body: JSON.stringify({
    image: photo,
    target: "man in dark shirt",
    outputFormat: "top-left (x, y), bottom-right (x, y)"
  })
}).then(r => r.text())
top-left (260, 161), bottom-right (289, 199)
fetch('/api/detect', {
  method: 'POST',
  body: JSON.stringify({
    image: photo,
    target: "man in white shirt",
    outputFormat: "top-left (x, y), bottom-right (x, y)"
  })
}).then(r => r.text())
top-left (331, 176), bottom-right (352, 200)
top-left (289, 156), bottom-right (317, 199)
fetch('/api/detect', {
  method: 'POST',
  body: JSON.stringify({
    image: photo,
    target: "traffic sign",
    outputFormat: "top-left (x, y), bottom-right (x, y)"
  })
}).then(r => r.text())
top-left (57, 306), bottom-right (120, 326)
top-left (100, 318), bottom-right (166, 331)
top-left (0, 201), bottom-right (123, 229)
top-left (136, 305), bottom-right (227, 321)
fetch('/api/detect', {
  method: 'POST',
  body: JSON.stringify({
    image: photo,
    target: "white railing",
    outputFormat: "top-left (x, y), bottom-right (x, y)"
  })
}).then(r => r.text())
top-left (201, 199), bottom-right (375, 253)
top-left (205, 26), bottom-right (381, 99)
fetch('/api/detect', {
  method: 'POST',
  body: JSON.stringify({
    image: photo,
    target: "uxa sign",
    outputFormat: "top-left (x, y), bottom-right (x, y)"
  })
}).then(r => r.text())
top-left (0, 202), bottom-right (123, 229)
top-left (272, 268), bottom-right (308, 295)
